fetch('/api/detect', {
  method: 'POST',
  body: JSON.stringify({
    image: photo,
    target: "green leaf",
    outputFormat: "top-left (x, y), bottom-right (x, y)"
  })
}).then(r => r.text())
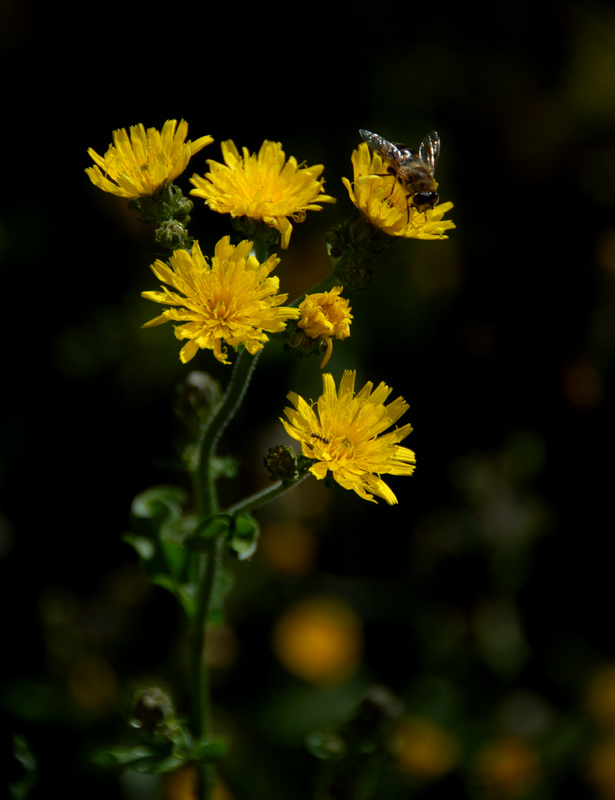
top-left (190, 737), bottom-right (229, 763)
top-left (92, 743), bottom-right (190, 774)
top-left (131, 485), bottom-right (188, 521)
top-left (149, 575), bottom-right (198, 620)
top-left (227, 513), bottom-right (260, 560)
top-left (149, 574), bottom-right (178, 594)
top-left (184, 515), bottom-right (231, 551)
top-left (90, 745), bottom-right (155, 768)
top-left (10, 734), bottom-right (38, 800)
top-left (159, 539), bottom-right (187, 578)
top-left (305, 730), bottom-right (346, 761)
top-left (131, 753), bottom-right (186, 774)
top-left (176, 583), bottom-right (197, 620)
top-left (122, 533), bottom-right (156, 560)
top-left (212, 455), bottom-right (239, 480)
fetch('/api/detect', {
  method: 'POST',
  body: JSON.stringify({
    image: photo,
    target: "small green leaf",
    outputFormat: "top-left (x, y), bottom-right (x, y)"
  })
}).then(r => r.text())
top-left (10, 734), bottom-right (38, 800)
top-left (149, 574), bottom-right (177, 594)
top-left (90, 745), bottom-right (155, 768)
top-left (190, 737), bottom-right (229, 762)
top-left (184, 515), bottom-right (231, 551)
top-left (131, 753), bottom-right (186, 774)
top-left (122, 533), bottom-right (156, 560)
top-left (131, 485), bottom-right (188, 521)
top-left (159, 539), bottom-right (187, 578)
top-left (305, 730), bottom-right (346, 761)
top-left (212, 455), bottom-right (239, 480)
top-left (176, 583), bottom-right (197, 619)
top-left (227, 513), bottom-right (260, 560)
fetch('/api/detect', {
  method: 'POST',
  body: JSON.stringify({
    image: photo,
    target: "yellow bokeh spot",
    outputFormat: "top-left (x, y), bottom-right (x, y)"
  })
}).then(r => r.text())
top-left (475, 737), bottom-right (540, 797)
top-left (395, 716), bottom-right (460, 779)
top-left (586, 665), bottom-right (615, 730)
top-left (271, 597), bottom-right (362, 684)
top-left (587, 736), bottom-right (615, 799)
top-left (68, 654), bottom-right (118, 712)
top-left (259, 522), bottom-right (317, 575)
top-left (161, 766), bottom-right (232, 800)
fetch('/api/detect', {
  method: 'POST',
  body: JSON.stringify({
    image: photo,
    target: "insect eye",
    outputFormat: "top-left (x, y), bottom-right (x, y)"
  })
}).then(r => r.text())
top-left (413, 191), bottom-right (439, 208)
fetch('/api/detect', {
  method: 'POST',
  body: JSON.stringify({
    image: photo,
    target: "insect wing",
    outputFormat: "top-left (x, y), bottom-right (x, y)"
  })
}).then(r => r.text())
top-left (418, 131), bottom-right (440, 175)
top-left (359, 129), bottom-right (405, 164)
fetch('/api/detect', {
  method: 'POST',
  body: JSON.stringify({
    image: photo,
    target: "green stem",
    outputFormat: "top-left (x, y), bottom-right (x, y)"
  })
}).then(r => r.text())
top-left (195, 348), bottom-right (261, 513)
top-left (190, 541), bottom-right (223, 800)
top-left (190, 347), bottom-right (261, 800)
top-left (353, 751), bottom-right (387, 800)
top-left (224, 472), bottom-right (309, 518)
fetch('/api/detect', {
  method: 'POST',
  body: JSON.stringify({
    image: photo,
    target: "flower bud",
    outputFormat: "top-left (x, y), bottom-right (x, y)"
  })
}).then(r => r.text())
top-left (175, 371), bottom-right (222, 441)
top-left (130, 687), bottom-right (173, 732)
top-left (264, 445), bottom-right (299, 483)
top-left (333, 254), bottom-right (373, 292)
top-left (155, 220), bottom-right (190, 249)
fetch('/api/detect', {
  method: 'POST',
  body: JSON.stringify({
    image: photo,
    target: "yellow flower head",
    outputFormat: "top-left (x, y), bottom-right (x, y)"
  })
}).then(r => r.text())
top-left (281, 370), bottom-right (416, 505)
top-left (86, 119), bottom-right (213, 198)
top-left (141, 237), bottom-right (300, 365)
top-left (190, 140), bottom-right (336, 249)
top-left (297, 287), bottom-right (353, 369)
top-left (342, 143), bottom-right (455, 240)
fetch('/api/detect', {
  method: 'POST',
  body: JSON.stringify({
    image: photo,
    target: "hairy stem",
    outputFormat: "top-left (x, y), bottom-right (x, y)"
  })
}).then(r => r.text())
top-left (224, 472), bottom-right (310, 518)
top-left (190, 348), bottom-right (261, 800)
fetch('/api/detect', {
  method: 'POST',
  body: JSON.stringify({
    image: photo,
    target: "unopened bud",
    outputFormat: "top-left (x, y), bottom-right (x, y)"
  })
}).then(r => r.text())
top-left (155, 220), bottom-right (189, 249)
top-left (264, 445), bottom-right (299, 483)
top-left (175, 372), bottom-right (222, 434)
top-left (130, 687), bottom-right (173, 732)
top-left (333, 254), bottom-right (373, 292)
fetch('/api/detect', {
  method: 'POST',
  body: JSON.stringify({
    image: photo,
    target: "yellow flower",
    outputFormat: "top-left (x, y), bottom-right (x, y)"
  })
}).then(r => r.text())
top-left (86, 119), bottom-right (213, 198)
top-left (141, 237), bottom-right (300, 364)
top-left (281, 370), bottom-right (416, 505)
top-left (297, 287), bottom-right (353, 368)
top-left (342, 143), bottom-right (455, 240)
top-left (190, 140), bottom-right (336, 249)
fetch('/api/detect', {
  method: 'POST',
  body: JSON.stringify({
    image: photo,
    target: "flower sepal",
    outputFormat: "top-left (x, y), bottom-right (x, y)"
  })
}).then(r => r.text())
top-left (231, 216), bottom-right (282, 256)
top-left (326, 213), bottom-right (392, 291)
top-left (129, 183), bottom-right (194, 225)
top-left (92, 690), bottom-right (229, 775)
top-left (280, 320), bottom-right (329, 363)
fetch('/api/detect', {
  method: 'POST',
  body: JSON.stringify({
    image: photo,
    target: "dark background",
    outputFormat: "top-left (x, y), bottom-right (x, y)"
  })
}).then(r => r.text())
top-left (2, 1), bottom-right (615, 797)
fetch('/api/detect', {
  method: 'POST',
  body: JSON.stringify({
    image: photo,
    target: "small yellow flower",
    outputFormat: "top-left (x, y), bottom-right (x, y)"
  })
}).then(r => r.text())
top-left (297, 287), bottom-right (353, 368)
top-left (141, 237), bottom-right (300, 365)
top-left (281, 370), bottom-right (416, 505)
top-left (86, 119), bottom-right (213, 198)
top-left (190, 140), bottom-right (336, 249)
top-left (342, 143), bottom-right (455, 240)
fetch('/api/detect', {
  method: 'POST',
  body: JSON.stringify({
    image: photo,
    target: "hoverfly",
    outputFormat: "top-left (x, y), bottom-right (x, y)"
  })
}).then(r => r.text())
top-left (359, 129), bottom-right (440, 214)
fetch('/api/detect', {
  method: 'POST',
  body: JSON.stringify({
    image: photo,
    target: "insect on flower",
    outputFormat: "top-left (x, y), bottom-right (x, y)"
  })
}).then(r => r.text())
top-left (311, 433), bottom-right (329, 444)
top-left (359, 128), bottom-right (440, 214)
